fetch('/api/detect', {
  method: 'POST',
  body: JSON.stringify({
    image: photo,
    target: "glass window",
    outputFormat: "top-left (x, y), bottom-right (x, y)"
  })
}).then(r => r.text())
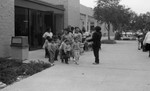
top-left (15, 7), bottom-right (29, 36)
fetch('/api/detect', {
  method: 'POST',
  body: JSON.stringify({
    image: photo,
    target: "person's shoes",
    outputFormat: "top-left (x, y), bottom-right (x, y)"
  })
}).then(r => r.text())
top-left (61, 59), bottom-right (64, 63)
top-left (50, 63), bottom-right (55, 66)
top-left (65, 60), bottom-right (69, 64)
top-left (92, 62), bottom-right (99, 65)
top-left (75, 62), bottom-right (79, 65)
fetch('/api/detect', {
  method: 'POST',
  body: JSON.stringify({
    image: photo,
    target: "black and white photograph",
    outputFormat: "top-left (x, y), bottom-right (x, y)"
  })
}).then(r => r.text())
top-left (0, 0), bottom-right (150, 91)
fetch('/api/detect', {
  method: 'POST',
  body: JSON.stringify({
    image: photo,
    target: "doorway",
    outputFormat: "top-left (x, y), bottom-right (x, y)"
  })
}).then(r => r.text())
top-left (29, 10), bottom-right (54, 50)
top-left (15, 6), bottom-right (54, 50)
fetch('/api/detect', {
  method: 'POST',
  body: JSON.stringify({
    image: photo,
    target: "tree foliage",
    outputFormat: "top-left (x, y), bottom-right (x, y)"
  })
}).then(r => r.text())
top-left (94, 0), bottom-right (131, 40)
top-left (129, 12), bottom-right (150, 32)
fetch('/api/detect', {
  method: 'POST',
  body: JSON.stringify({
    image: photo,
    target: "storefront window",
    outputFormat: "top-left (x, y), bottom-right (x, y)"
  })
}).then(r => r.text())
top-left (15, 0), bottom-right (65, 50)
top-left (15, 7), bottom-right (54, 50)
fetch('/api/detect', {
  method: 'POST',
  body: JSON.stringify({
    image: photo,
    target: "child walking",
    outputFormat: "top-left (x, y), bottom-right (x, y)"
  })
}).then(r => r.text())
top-left (43, 36), bottom-right (50, 58)
top-left (53, 36), bottom-right (61, 61)
top-left (72, 38), bottom-right (80, 65)
top-left (59, 39), bottom-right (71, 64)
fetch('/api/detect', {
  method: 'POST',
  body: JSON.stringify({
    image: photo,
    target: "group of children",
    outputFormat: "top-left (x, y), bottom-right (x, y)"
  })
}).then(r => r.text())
top-left (59, 38), bottom-right (80, 65)
top-left (43, 28), bottom-right (83, 66)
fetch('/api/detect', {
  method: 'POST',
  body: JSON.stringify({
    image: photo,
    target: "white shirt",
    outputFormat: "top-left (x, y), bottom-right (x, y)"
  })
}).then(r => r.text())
top-left (43, 32), bottom-right (53, 39)
top-left (143, 31), bottom-right (150, 44)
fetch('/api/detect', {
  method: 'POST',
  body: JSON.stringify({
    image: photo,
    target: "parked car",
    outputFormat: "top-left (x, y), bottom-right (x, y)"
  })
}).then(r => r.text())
top-left (121, 32), bottom-right (136, 40)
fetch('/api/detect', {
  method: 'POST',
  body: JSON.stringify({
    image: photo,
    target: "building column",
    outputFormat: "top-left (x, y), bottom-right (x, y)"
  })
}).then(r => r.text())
top-left (0, 0), bottom-right (14, 57)
top-left (94, 20), bottom-right (97, 27)
top-left (85, 15), bottom-right (88, 32)
top-left (88, 21), bottom-right (91, 32)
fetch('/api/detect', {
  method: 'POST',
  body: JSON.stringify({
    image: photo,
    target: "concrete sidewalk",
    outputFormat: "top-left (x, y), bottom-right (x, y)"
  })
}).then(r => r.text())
top-left (1, 41), bottom-right (150, 91)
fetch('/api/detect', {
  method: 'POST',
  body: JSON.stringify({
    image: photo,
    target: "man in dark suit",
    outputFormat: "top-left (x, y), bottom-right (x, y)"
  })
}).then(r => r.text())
top-left (87, 26), bottom-right (102, 64)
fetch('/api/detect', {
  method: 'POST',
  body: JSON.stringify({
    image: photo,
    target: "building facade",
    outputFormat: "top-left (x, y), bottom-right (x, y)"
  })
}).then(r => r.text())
top-left (15, 0), bottom-right (66, 50)
top-left (0, 0), bottom-right (81, 57)
top-left (80, 4), bottom-right (114, 37)
top-left (0, 0), bottom-right (14, 57)
top-left (80, 4), bottom-right (97, 32)
top-left (0, 0), bottom-right (105, 58)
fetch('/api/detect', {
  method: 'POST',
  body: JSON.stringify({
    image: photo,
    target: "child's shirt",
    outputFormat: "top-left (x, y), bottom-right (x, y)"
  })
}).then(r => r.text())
top-left (54, 39), bottom-right (60, 49)
top-left (60, 42), bottom-right (71, 53)
top-left (43, 32), bottom-right (53, 39)
top-left (43, 40), bottom-right (48, 49)
top-left (73, 42), bottom-right (80, 50)
top-left (59, 41), bottom-right (65, 50)
top-left (64, 44), bottom-right (71, 52)
top-left (47, 42), bottom-right (56, 54)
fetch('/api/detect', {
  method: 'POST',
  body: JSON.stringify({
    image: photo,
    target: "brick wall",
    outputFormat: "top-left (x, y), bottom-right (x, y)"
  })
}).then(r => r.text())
top-left (0, 0), bottom-right (14, 57)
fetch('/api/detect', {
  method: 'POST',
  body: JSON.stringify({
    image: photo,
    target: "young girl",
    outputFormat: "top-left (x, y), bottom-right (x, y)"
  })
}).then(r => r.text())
top-left (59, 39), bottom-right (71, 64)
top-left (72, 38), bottom-right (80, 65)
top-left (47, 38), bottom-right (56, 66)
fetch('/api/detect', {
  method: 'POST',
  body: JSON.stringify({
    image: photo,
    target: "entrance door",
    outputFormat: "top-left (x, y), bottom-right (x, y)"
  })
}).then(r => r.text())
top-left (15, 7), bottom-right (55, 50)
top-left (29, 10), bottom-right (54, 50)
top-left (29, 10), bottom-right (43, 50)
top-left (43, 11), bottom-right (54, 34)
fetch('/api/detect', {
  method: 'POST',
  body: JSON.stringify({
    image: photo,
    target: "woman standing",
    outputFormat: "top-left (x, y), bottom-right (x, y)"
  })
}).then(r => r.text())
top-left (43, 27), bottom-right (53, 58)
top-left (87, 26), bottom-right (102, 64)
top-left (43, 27), bottom-right (53, 39)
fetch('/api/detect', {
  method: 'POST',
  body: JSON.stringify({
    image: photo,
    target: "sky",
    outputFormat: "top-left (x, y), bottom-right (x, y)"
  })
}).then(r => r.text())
top-left (80, 0), bottom-right (150, 14)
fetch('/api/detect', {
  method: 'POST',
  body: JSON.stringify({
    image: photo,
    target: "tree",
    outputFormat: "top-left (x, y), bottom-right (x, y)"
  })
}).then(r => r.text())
top-left (129, 12), bottom-right (150, 33)
top-left (94, 0), bottom-right (131, 40)
top-left (112, 5), bottom-right (131, 33)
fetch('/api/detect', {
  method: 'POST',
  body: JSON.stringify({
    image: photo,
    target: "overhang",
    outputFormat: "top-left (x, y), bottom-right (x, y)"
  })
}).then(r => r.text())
top-left (15, 0), bottom-right (65, 14)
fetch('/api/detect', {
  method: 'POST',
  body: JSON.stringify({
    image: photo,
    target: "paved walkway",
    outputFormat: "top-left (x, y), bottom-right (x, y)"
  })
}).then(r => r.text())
top-left (1, 41), bottom-right (150, 91)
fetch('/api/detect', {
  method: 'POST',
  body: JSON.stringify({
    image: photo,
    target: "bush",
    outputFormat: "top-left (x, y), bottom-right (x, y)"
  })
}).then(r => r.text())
top-left (0, 68), bottom-right (18, 85)
top-left (101, 39), bottom-right (117, 44)
top-left (0, 58), bottom-right (22, 71)
top-left (0, 58), bottom-right (51, 85)
top-left (17, 61), bottom-right (51, 76)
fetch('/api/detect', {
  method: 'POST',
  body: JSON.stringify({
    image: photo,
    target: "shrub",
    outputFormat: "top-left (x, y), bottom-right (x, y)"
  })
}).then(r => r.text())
top-left (0, 58), bottom-right (51, 85)
top-left (0, 68), bottom-right (18, 85)
top-left (16, 60), bottom-right (51, 76)
top-left (0, 58), bottom-right (22, 71)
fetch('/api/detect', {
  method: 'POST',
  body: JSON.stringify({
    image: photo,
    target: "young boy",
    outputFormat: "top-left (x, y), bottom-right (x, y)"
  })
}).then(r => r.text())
top-left (47, 38), bottom-right (56, 66)
top-left (72, 38), bottom-right (80, 65)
